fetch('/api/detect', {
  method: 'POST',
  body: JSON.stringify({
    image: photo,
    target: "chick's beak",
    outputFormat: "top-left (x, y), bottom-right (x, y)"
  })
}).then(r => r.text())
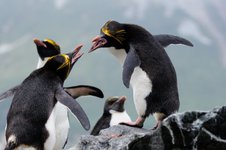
top-left (117, 96), bottom-right (126, 104)
top-left (89, 36), bottom-right (107, 53)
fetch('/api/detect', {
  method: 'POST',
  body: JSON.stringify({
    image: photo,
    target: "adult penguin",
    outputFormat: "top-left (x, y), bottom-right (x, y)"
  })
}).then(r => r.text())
top-left (90, 20), bottom-right (193, 129)
top-left (3, 45), bottom-right (89, 150)
top-left (0, 38), bottom-right (104, 149)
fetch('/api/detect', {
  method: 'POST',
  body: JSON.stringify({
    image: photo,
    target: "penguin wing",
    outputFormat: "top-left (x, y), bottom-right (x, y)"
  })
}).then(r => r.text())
top-left (122, 46), bottom-right (141, 88)
top-left (154, 34), bottom-right (193, 47)
top-left (0, 85), bottom-right (20, 101)
top-left (64, 85), bottom-right (104, 99)
top-left (55, 87), bottom-right (90, 130)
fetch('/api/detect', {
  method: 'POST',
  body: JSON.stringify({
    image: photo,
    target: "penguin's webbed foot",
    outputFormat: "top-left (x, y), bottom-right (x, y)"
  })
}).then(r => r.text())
top-left (119, 117), bottom-right (145, 128)
top-left (119, 122), bottom-right (143, 128)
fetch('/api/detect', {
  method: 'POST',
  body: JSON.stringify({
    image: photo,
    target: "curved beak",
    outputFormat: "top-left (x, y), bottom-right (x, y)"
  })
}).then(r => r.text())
top-left (71, 44), bottom-right (84, 65)
top-left (117, 96), bottom-right (126, 104)
top-left (33, 38), bottom-right (47, 48)
top-left (89, 36), bottom-right (107, 53)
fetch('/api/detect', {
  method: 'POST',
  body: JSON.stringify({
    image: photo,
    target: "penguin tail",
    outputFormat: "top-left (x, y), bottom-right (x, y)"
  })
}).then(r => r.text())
top-left (4, 135), bottom-right (17, 150)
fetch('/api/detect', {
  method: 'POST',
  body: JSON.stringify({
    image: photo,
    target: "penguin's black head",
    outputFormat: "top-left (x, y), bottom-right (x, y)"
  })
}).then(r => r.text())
top-left (104, 96), bottom-right (126, 114)
top-left (34, 38), bottom-right (61, 60)
top-left (44, 44), bottom-right (83, 81)
top-left (90, 20), bottom-right (128, 52)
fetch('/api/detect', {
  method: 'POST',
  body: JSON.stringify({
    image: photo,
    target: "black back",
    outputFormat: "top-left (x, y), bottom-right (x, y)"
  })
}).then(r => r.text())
top-left (124, 24), bottom-right (179, 116)
top-left (6, 68), bottom-right (61, 149)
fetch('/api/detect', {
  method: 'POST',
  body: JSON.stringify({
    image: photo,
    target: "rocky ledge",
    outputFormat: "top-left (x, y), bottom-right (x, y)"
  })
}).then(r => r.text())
top-left (71, 106), bottom-right (226, 150)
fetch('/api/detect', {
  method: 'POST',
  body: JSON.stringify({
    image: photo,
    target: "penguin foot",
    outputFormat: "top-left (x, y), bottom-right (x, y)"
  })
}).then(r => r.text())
top-left (119, 117), bottom-right (144, 128)
top-left (120, 122), bottom-right (143, 128)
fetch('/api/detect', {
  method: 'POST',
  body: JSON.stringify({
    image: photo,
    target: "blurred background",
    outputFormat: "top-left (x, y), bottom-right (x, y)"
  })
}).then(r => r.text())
top-left (0, 0), bottom-right (226, 148)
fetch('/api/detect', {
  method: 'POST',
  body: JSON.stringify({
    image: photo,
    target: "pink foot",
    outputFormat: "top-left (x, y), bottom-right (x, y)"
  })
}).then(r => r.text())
top-left (120, 117), bottom-right (145, 128)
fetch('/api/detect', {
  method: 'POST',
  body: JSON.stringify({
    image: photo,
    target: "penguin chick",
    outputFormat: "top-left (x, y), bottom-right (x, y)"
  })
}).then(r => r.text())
top-left (4, 45), bottom-right (89, 150)
top-left (89, 20), bottom-right (193, 129)
top-left (91, 96), bottom-right (131, 136)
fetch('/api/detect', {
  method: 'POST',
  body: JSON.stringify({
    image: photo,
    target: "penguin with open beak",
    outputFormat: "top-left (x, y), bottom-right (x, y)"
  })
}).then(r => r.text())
top-left (91, 96), bottom-right (131, 136)
top-left (3, 45), bottom-right (90, 150)
top-left (33, 38), bottom-right (104, 99)
top-left (89, 20), bottom-right (193, 129)
top-left (0, 38), bottom-right (104, 149)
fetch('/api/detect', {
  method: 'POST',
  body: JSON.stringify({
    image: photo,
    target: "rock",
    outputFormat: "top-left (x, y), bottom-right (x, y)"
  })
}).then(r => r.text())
top-left (72, 106), bottom-right (226, 150)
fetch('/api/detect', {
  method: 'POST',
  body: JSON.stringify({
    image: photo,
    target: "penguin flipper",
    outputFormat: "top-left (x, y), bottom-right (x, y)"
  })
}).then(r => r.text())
top-left (55, 87), bottom-right (90, 130)
top-left (123, 46), bottom-right (141, 88)
top-left (64, 85), bottom-right (104, 99)
top-left (0, 85), bottom-right (20, 101)
top-left (154, 34), bottom-right (194, 47)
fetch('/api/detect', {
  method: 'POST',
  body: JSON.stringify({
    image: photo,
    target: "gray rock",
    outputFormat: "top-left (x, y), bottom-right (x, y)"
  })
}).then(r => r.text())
top-left (72, 106), bottom-right (226, 150)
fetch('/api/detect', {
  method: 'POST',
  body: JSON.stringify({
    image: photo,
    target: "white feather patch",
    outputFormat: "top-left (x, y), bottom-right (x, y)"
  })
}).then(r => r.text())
top-left (108, 47), bottom-right (127, 65)
top-left (109, 110), bottom-right (131, 126)
top-left (130, 67), bottom-right (152, 117)
top-left (37, 57), bottom-right (49, 68)
top-left (44, 108), bottom-right (56, 150)
top-left (53, 103), bottom-right (69, 150)
top-left (8, 135), bottom-right (16, 143)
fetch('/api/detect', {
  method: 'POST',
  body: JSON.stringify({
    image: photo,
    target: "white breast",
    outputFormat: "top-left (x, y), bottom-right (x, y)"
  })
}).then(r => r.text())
top-left (45, 104), bottom-right (69, 150)
top-left (37, 58), bottom-right (49, 68)
top-left (109, 110), bottom-right (131, 126)
top-left (130, 67), bottom-right (152, 117)
top-left (108, 47), bottom-right (127, 65)
top-left (44, 108), bottom-right (56, 150)
top-left (52, 103), bottom-right (69, 150)
top-left (108, 48), bottom-right (152, 117)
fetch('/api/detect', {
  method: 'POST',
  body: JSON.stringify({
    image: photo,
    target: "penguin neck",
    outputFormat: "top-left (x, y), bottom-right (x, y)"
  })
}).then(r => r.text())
top-left (37, 57), bottom-right (49, 69)
top-left (108, 47), bottom-right (127, 65)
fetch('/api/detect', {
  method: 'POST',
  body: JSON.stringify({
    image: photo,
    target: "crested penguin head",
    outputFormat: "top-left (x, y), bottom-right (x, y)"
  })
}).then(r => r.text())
top-left (44, 44), bottom-right (83, 81)
top-left (90, 20), bottom-right (129, 52)
top-left (104, 96), bottom-right (126, 114)
top-left (34, 38), bottom-right (61, 60)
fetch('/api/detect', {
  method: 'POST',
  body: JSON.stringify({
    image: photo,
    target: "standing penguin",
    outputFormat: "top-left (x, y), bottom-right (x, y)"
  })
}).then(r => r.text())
top-left (90, 20), bottom-right (193, 129)
top-left (0, 38), bottom-right (104, 149)
top-left (91, 96), bottom-right (131, 136)
top-left (34, 38), bottom-right (104, 149)
top-left (3, 45), bottom-right (89, 150)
